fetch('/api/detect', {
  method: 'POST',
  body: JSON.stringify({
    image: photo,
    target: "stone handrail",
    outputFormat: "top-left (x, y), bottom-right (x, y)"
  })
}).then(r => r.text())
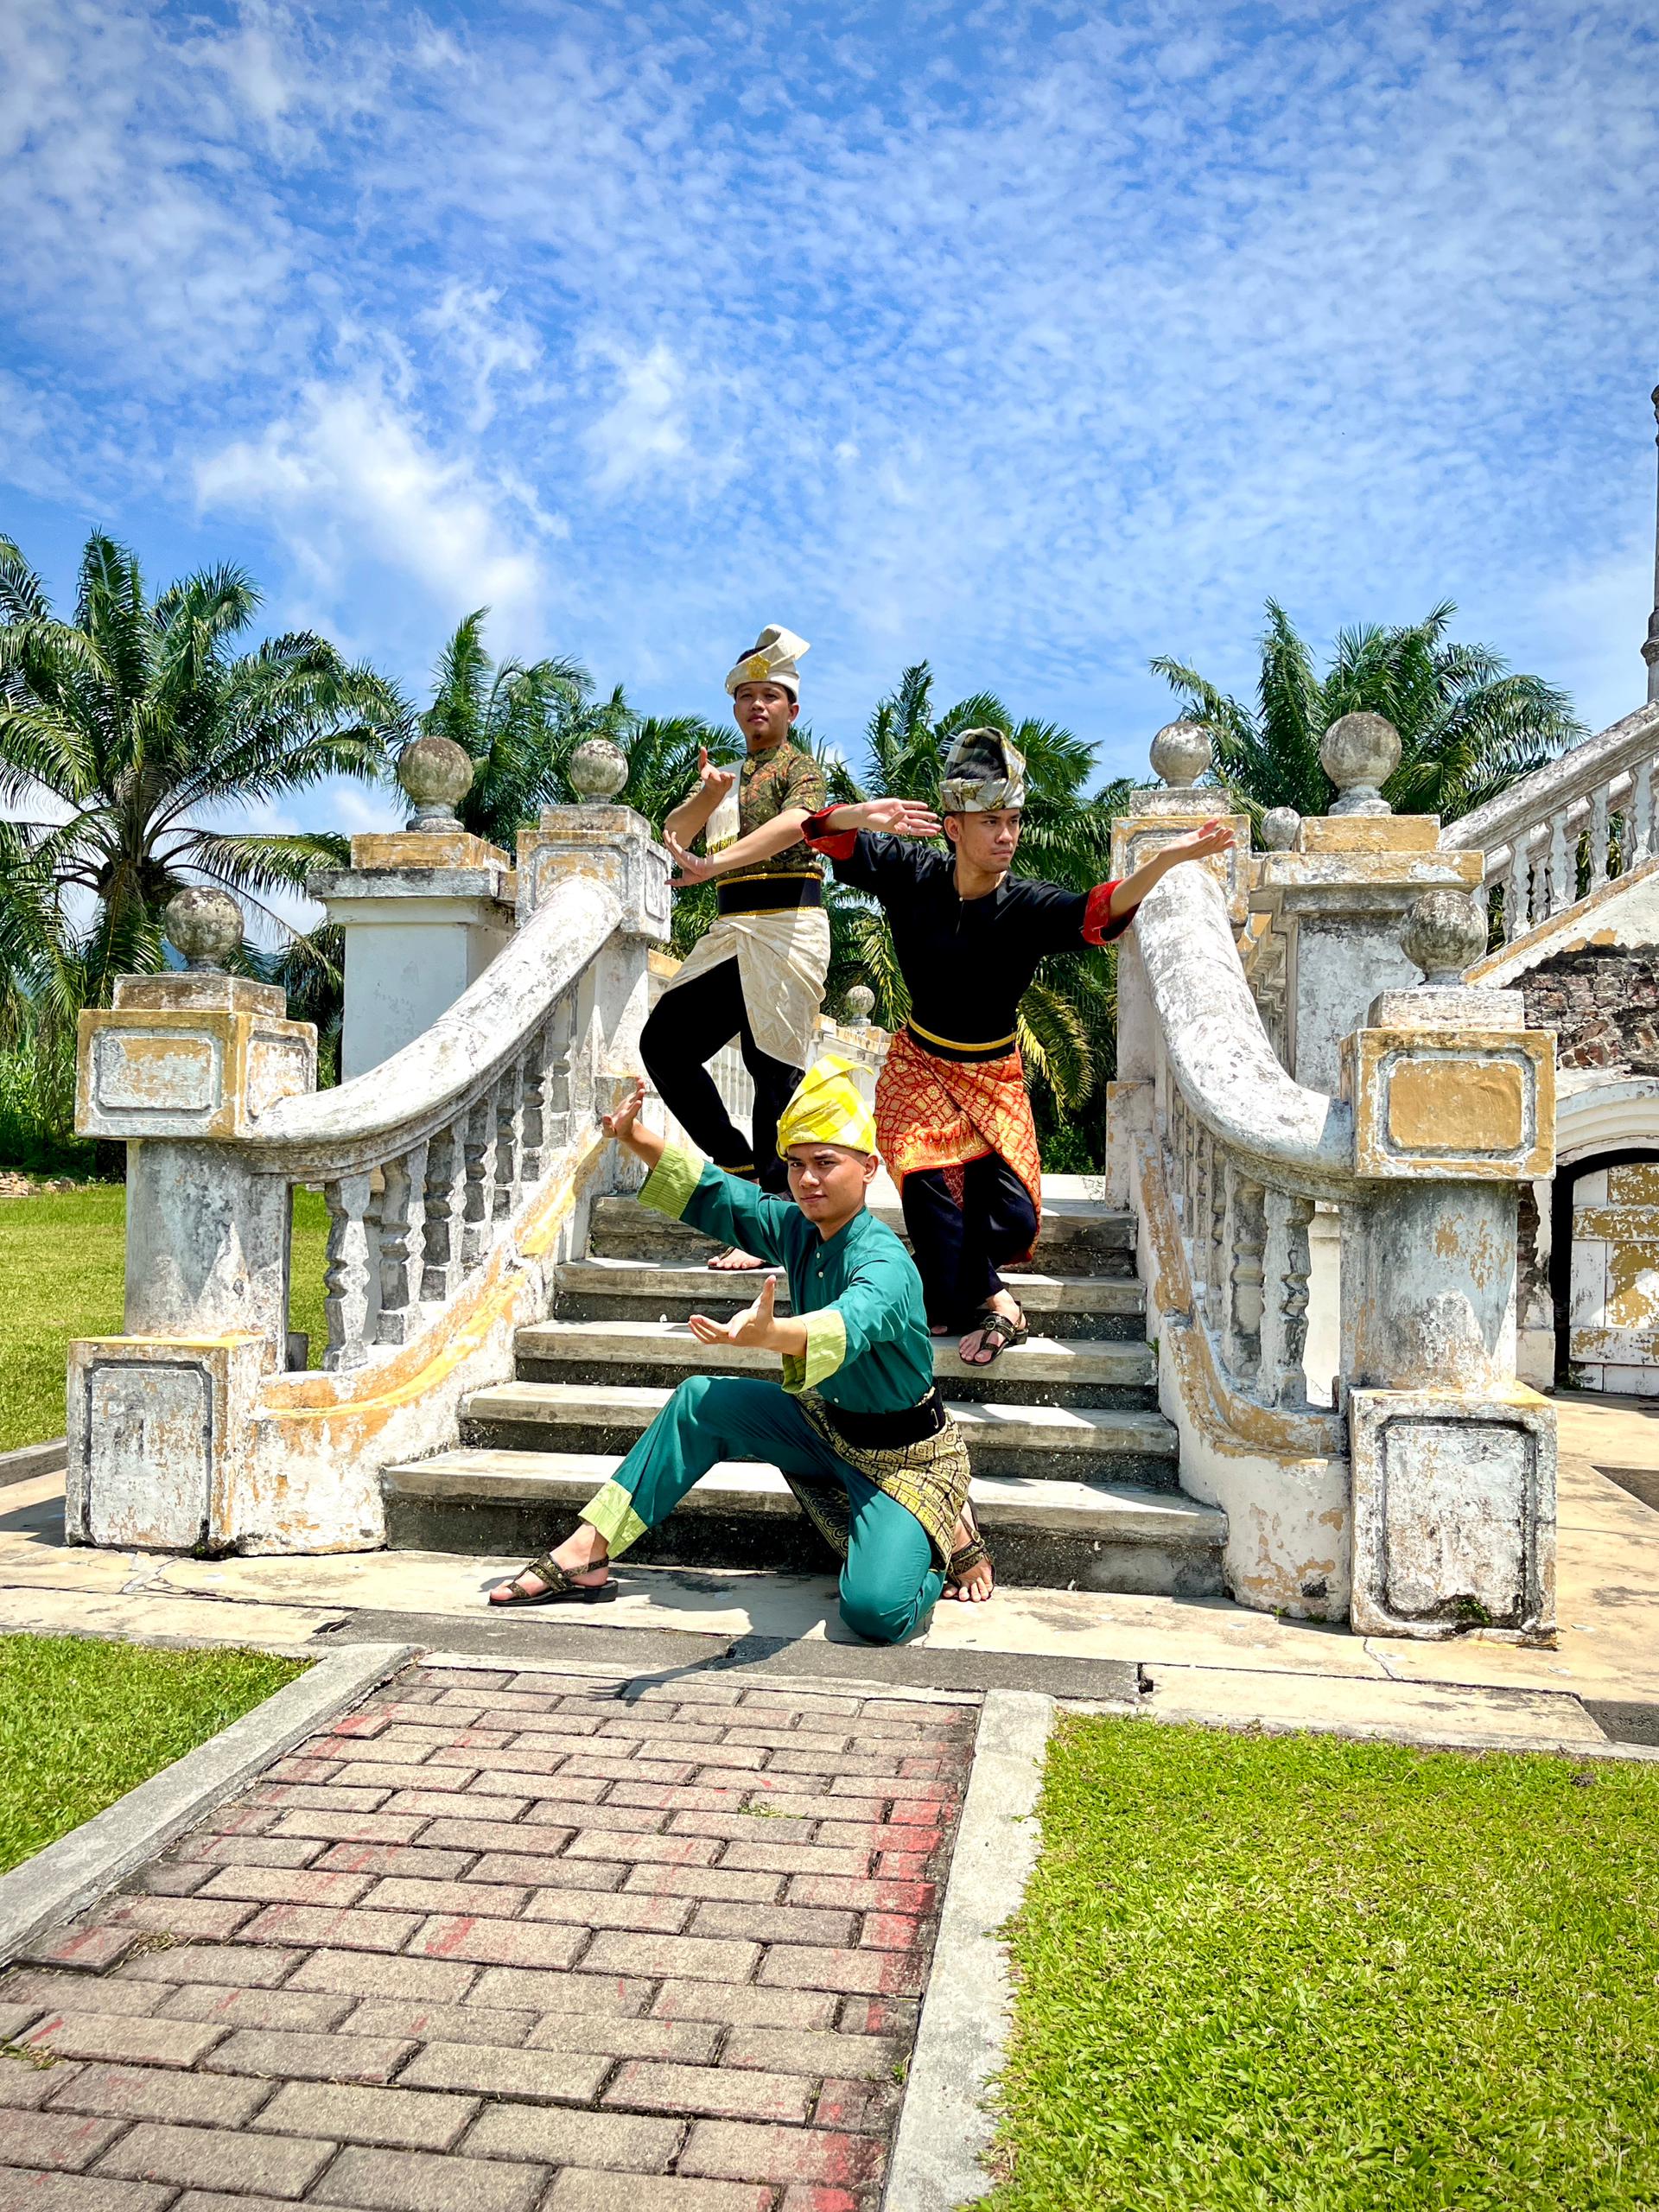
top-left (1445, 701), bottom-right (1659, 945)
top-left (251, 878), bottom-right (618, 1176)
top-left (1137, 863), bottom-right (1355, 1196)
top-left (1136, 861), bottom-right (1356, 1416)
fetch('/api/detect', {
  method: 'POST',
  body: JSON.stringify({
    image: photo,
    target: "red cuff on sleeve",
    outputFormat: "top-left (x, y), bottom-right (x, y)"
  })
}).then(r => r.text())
top-left (802, 808), bottom-right (858, 861)
top-left (1083, 880), bottom-right (1135, 946)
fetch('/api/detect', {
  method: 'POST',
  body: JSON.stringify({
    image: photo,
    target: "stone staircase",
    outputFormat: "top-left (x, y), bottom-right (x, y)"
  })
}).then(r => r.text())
top-left (384, 1178), bottom-right (1228, 1596)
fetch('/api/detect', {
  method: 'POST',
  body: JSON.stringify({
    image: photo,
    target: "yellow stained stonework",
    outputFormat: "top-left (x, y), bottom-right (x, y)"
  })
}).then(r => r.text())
top-left (1347, 1027), bottom-right (1554, 1179)
top-left (1296, 816), bottom-right (1443, 854)
top-left (76, 1006), bottom-right (317, 1141)
top-left (1609, 1161), bottom-right (1659, 1205)
top-left (1110, 810), bottom-right (1251, 921)
top-left (350, 829), bottom-right (511, 872)
top-left (1387, 1058), bottom-right (1526, 1154)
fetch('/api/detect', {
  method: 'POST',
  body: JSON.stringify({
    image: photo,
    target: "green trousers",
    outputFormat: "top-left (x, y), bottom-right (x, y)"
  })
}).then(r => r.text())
top-left (581, 1375), bottom-right (946, 1645)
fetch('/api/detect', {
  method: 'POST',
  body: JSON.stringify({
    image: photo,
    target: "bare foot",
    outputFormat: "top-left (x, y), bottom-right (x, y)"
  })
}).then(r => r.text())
top-left (709, 1247), bottom-right (768, 1272)
top-left (488, 1525), bottom-right (612, 1605)
top-left (945, 1505), bottom-right (994, 1603)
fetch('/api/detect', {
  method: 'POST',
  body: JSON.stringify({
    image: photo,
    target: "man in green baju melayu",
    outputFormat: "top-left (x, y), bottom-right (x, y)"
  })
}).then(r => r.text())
top-left (488, 1052), bottom-right (991, 1635)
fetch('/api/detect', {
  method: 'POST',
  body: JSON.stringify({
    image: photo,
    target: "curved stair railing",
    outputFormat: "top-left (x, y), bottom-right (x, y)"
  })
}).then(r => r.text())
top-left (1114, 745), bottom-right (1557, 1639)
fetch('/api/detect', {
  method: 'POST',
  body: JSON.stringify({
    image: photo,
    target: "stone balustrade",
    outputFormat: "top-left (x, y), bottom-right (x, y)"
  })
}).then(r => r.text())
top-left (1450, 700), bottom-right (1659, 950)
top-left (68, 804), bottom-right (671, 1557)
top-left (1115, 722), bottom-right (1557, 1638)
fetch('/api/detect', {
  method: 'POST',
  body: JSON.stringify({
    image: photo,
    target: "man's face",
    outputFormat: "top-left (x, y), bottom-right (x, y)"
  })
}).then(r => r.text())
top-left (732, 683), bottom-right (798, 750)
top-left (945, 807), bottom-right (1022, 871)
top-left (785, 1142), bottom-right (877, 1225)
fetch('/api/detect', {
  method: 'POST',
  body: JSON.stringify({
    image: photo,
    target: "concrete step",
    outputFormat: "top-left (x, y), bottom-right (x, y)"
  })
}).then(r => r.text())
top-left (513, 1318), bottom-right (1155, 1409)
top-left (381, 1448), bottom-right (1225, 1597)
top-left (587, 1191), bottom-right (1136, 1274)
top-left (461, 1380), bottom-right (1180, 1488)
top-left (552, 1256), bottom-right (1148, 1341)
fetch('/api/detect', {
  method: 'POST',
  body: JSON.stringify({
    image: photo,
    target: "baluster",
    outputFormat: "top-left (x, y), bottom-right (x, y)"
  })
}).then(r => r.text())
top-left (377, 1140), bottom-right (429, 1345)
top-left (1588, 783), bottom-right (1611, 893)
top-left (540, 999), bottom-right (579, 1155)
top-left (461, 1083), bottom-right (501, 1267)
top-left (420, 1124), bottom-right (469, 1301)
top-left (1548, 807), bottom-right (1572, 918)
top-left (1223, 1165), bottom-right (1266, 1382)
top-left (519, 1023), bottom-right (549, 1187)
top-left (1208, 1132), bottom-right (1227, 1315)
top-left (322, 1170), bottom-right (375, 1371)
top-left (1190, 1125), bottom-right (1210, 1299)
top-left (1259, 1188), bottom-right (1314, 1408)
top-left (1504, 836), bottom-right (1530, 943)
top-left (494, 1059), bottom-right (524, 1220)
top-left (1634, 758), bottom-right (1655, 866)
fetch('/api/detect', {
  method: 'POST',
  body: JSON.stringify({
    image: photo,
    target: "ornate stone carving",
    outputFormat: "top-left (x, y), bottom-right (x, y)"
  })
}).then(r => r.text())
top-left (164, 886), bottom-right (243, 972)
top-left (1149, 720), bottom-right (1214, 789)
top-left (1402, 888), bottom-right (1488, 986)
top-left (1320, 711), bottom-right (1401, 817)
top-left (1260, 807), bottom-right (1300, 851)
top-left (398, 734), bottom-right (474, 829)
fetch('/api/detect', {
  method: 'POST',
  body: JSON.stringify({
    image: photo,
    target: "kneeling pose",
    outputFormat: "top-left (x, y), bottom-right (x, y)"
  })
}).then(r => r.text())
top-left (488, 1054), bottom-right (993, 1631)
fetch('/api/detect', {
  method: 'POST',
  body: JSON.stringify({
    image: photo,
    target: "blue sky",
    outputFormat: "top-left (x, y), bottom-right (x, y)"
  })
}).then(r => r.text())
top-left (5, 0), bottom-right (1658, 875)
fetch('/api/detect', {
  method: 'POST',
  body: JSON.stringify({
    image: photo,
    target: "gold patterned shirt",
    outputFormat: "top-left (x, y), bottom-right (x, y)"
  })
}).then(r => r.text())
top-left (728, 739), bottom-right (828, 880)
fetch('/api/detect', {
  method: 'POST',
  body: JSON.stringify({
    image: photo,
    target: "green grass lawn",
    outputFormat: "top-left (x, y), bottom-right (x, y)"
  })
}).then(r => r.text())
top-left (991, 1717), bottom-right (1659, 2212)
top-left (0, 1186), bottom-right (331, 1452)
top-left (0, 1634), bottom-right (308, 1873)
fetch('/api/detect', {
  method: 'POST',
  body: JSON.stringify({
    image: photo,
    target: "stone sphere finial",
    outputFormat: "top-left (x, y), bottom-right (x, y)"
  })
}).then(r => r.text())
top-left (1402, 889), bottom-right (1487, 986)
top-left (1320, 711), bottom-right (1400, 817)
top-left (1149, 720), bottom-right (1213, 789)
top-left (164, 886), bottom-right (244, 973)
top-left (398, 734), bottom-right (474, 830)
top-left (1261, 806), bottom-right (1300, 852)
top-left (569, 736), bottom-right (630, 803)
top-left (845, 984), bottom-right (875, 1030)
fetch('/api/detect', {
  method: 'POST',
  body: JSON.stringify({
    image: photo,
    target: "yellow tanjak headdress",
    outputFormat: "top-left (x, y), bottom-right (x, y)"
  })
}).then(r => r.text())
top-left (776, 1052), bottom-right (878, 1156)
top-left (725, 624), bottom-right (810, 698)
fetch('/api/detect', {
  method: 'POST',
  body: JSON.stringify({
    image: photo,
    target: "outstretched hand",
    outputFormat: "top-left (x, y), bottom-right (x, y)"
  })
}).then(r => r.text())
top-left (849, 797), bottom-right (942, 840)
top-left (1171, 818), bottom-right (1235, 861)
top-left (697, 747), bottom-right (736, 805)
top-left (664, 828), bottom-right (715, 885)
top-left (688, 1271), bottom-right (783, 1350)
top-left (601, 1077), bottom-right (648, 1147)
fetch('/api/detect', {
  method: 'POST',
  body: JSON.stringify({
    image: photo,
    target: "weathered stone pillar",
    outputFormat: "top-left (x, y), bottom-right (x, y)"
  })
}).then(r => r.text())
top-left (308, 736), bottom-right (514, 1080)
top-left (1338, 891), bottom-right (1558, 1639)
top-left (67, 891), bottom-right (317, 1552)
top-left (1104, 722), bottom-right (1250, 1205)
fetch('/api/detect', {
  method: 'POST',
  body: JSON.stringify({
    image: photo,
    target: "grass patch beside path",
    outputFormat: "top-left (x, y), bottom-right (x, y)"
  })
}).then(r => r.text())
top-left (0, 1185), bottom-right (333, 1451)
top-left (0, 1635), bottom-right (308, 1874)
top-left (992, 1718), bottom-right (1659, 2212)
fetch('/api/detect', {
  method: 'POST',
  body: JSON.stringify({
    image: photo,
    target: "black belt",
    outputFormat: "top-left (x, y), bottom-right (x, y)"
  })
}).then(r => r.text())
top-left (820, 1386), bottom-right (945, 1450)
top-left (716, 873), bottom-right (824, 916)
top-left (904, 1019), bottom-right (1019, 1065)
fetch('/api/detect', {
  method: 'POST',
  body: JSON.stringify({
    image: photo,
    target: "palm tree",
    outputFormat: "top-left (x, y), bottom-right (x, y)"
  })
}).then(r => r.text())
top-left (830, 664), bottom-right (1130, 1149)
top-left (414, 609), bottom-right (592, 849)
top-left (0, 532), bottom-right (402, 1084)
top-left (1151, 600), bottom-right (1583, 830)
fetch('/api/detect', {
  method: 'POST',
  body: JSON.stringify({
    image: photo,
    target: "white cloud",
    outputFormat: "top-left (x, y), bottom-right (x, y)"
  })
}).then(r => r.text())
top-left (194, 377), bottom-right (556, 650)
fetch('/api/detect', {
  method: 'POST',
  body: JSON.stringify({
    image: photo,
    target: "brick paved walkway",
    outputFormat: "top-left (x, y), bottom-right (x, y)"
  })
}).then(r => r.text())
top-left (0, 1662), bottom-right (980, 2212)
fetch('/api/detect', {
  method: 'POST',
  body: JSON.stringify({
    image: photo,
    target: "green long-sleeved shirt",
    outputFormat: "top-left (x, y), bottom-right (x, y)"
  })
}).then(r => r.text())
top-left (638, 1146), bottom-right (934, 1408)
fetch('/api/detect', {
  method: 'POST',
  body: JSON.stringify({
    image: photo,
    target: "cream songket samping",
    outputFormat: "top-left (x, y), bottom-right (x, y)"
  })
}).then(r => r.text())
top-left (659, 625), bottom-right (831, 1069)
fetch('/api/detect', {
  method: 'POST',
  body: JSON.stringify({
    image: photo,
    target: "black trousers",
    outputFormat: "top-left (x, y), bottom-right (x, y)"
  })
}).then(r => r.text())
top-left (640, 960), bottom-right (802, 1195)
top-left (899, 1153), bottom-right (1039, 1332)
